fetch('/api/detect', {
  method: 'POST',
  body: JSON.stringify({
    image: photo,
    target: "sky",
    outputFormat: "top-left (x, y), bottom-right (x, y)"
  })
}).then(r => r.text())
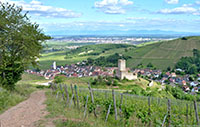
top-left (1, 0), bottom-right (200, 35)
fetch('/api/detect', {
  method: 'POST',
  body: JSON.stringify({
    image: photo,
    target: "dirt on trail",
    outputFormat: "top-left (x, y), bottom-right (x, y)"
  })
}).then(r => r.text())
top-left (0, 90), bottom-right (48, 127)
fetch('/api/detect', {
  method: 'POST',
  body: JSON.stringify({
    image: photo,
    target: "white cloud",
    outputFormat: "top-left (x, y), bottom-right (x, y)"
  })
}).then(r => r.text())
top-left (1, 0), bottom-right (82, 18)
top-left (196, 1), bottom-right (200, 5)
top-left (119, 24), bottom-right (125, 27)
top-left (94, 0), bottom-right (133, 14)
top-left (165, 0), bottom-right (179, 4)
top-left (158, 1), bottom-right (200, 16)
top-left (126, 17), bottom-right (147, 20)
top-left (158, 6), bottom-right (197, 14)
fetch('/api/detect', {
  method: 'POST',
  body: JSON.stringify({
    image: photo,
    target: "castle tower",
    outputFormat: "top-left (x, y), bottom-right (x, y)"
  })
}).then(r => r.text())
top-left (116, 59), bottom-right (138, 80)
top-left (118, 59), bottom-right (126, 71)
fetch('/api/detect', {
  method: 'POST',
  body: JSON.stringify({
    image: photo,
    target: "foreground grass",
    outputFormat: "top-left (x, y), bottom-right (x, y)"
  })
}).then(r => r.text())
top-left (59, 76), bottom-right (161, 91)
top-left (0, 73), bottom-right (49, 114)
top-left (0, 84), bottom-right (37, 114)
top-left (17, 73), bottom-right (50, 85)
top-left (43, 90), bottom-right (123, 127)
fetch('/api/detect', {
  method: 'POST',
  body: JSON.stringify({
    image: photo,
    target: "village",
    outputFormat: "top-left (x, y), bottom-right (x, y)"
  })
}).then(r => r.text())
top-left (26, 60), bottom-right (200, 94)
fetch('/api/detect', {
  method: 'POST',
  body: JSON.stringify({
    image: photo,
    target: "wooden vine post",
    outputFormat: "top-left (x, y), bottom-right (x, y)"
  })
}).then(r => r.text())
top-left (64, 85), bottom-right (70, 105)
top-left (69, 94), bottom-right (74, 108)
top-left (105, 104), bottom-right (111, 122)
top-left (167, 99), bottom-right (171, 127)
top-left (70, 84), bottom-right (76, 106)
top-left (148, 96), bottom-right (151, 127)
top-left (74, 85), bottom-right (80, 110)
top-left (88, 83), bottom-right (97, 118)
top-left (119, 93), bottom-right (123, 114)
top-left (186, 103), bottom-right (188, 124)
top-left (50, 83), bottom-right (53, 94)
top-left (59, 84), bottom-right (65, 101)
top-left (56, 91), bottom-right (59, 101)
top-left (54, 84), bottom-right (57, 90)
top-left (112, 89), bottom-right (117, 120)
top-left (194, 100), bottom-right (199, 125)
top-left (84, 95), bottom-right (89, 118)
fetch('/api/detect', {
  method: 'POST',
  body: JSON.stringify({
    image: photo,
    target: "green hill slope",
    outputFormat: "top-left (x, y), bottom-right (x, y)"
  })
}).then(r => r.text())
top-left (38, 36), bottom-right (200, 70)
top-left (124, 36), bottom-right (200, 69)
top-left (39, 44), bottom-right (135, 69)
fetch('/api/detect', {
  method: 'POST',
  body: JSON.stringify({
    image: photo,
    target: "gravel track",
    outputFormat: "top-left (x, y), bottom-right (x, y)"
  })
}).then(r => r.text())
top-left (0, 90), bottom-right (47, 127)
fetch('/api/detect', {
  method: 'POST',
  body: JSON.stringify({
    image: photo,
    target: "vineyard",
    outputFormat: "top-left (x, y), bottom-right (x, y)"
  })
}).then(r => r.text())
top-left (50, 83), bottom-right (200, 127)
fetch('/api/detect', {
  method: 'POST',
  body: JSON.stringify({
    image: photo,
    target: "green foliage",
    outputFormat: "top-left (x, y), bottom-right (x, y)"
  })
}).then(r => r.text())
top-left (92, 76), bottom-right (119, 86)
top-left (165, 85), bottom-right (194, 101)
top-left (167, 66), bottom-right (171, 71)
top-left (67, 44), bottom-right (134, 57)
top-left (181, 37), bottom-right (188, 40)
top-left (50, 84), bottom-right (198, 127)
top-left (53, 75), bottom-right (66, 84)
top-left (175, 49), bottom-right (200, 74)
top-left (86, 53), bottom-right (131, 67)
top-left (147, 63), bottom-right (154, 68)
top-left (55, 120), bottom-right (92, 127)
top-left (129, 85), bottom-right (146, 95)
top-left (0, 3), bottom-right (51, 90)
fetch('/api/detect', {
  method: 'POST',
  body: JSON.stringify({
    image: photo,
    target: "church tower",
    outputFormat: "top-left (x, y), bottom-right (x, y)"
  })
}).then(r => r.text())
top-left (53, 61), bottom-right (56, 70)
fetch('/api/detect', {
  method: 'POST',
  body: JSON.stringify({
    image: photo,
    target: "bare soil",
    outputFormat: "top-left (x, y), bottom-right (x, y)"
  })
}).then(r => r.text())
top-left (0, 90), bottom-right (47, 127)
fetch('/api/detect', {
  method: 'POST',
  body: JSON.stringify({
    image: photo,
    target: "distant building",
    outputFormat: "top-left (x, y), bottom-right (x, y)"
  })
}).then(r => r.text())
top-left (52, 61), bottom-right (56, 70)
top-left (148, 80), bottom-right (154, 87)
top-left (116, 59), bottom-right (137, 80)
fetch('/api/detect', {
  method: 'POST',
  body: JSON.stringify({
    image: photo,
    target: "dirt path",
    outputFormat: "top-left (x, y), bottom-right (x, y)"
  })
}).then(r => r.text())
top-left (0, 90), bottom-right (47, 127)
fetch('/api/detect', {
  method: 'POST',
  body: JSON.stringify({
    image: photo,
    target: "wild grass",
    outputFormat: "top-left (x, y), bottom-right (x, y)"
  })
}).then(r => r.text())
top-left (0, 84), bottom-right (37, 114)
top-left (43, 90), bottom-right (123, 127)
top-left (0, 73), bottom-right (48, 114)
top-left (17, 73), bottom-right (49, 85)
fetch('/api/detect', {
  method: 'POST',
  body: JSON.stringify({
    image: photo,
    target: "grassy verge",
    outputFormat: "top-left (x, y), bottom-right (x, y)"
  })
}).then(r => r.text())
top-left (0, 84), bottom-right (37, 114)
top-left (17, 73), bottom-right (50, 85)
top-left (41, 90), bottom-right (123, 127)
top-left (42, 85), bottom-right (199, 127)
top-left (0, 73), bottom-right (49, 114)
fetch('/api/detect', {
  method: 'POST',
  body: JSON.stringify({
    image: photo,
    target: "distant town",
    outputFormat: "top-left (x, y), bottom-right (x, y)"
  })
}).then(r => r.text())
top-left (26, 60), bottom-right (200, 94)
top-left (51, 36), bottom-right (175, 45)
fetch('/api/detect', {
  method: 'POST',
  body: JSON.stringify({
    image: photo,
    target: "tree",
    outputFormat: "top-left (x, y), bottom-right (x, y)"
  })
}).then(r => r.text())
top-left (147, 63), bottom-right (153, 68)
top-left (167, 66), bottom-right (171, 71)
top-left (193, 49), bottom-right (200, 58)
top-left (0, 3), bottom-right (51, 90)
top-left (187, 65), bottom-right (197, 74)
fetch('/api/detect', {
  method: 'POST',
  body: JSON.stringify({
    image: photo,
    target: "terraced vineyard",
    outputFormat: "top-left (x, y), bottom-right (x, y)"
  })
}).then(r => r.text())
top-left (50, 83), bottom-right (200, 127)
top-left (124, 36), bottom-right (200, 69)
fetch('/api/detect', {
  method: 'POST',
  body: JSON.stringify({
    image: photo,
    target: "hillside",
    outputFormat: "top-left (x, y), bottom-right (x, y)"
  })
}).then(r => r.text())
top-left (39, 44), bottom-right (135, 69)
top-left (38, 36), bottom-right (200, 70)
top-left (124, 36), bottom-right (200, 69)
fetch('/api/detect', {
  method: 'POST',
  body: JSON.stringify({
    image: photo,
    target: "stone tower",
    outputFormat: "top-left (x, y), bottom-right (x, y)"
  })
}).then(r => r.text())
top-left (116, 59), bottom-right (137, 80)
top-left (118, 59), bottom-right (126, 71)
